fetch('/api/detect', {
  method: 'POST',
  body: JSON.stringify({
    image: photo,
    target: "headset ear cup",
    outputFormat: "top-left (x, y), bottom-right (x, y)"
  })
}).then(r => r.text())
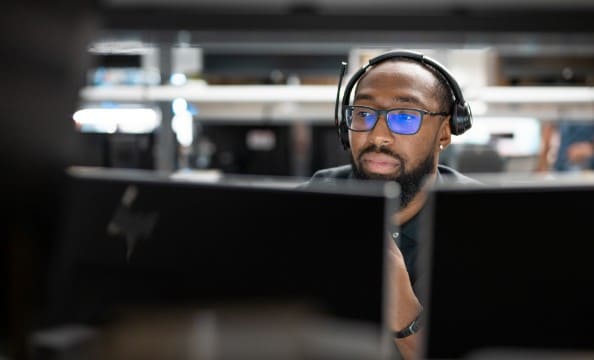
top-left (339, 121), bottom-right (350, 149)
top-left (450, 102), bottom-right (472, 135)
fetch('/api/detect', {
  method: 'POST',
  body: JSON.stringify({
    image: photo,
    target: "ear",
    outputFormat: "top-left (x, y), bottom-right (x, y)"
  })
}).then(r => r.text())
top-left (439, 117), bottom-right (452, 149)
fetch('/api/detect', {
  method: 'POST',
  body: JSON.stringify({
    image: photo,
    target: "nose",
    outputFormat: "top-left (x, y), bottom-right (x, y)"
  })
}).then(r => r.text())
top-left (368, 113), bottom-right (394, 147)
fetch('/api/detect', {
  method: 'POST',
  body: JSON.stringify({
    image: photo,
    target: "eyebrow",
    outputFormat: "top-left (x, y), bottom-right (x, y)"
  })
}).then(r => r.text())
top-left (354, 93), bottom-right (428, 108)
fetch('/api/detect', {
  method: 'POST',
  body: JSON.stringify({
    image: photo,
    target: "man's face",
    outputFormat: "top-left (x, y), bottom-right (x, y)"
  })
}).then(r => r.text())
top-left (349, 61), bottom-right (451, 208)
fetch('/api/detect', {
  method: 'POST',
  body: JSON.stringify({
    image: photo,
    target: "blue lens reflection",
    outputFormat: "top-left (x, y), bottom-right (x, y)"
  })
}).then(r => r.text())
top-left (387, 112), bottom-right (421, 135)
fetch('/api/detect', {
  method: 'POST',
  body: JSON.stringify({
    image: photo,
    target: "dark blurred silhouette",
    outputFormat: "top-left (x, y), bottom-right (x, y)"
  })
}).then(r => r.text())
top-left (1, 2), bottom-right (99, 359)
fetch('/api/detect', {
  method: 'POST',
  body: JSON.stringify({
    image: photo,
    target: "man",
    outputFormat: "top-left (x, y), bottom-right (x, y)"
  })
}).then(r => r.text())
top-left (304, 50), bottom-right (479, 359)
top-left (535, 121), bottom-right (594, 173)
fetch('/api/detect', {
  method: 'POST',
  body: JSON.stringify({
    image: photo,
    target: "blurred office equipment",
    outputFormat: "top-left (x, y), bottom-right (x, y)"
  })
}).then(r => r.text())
top-left (197, 124), bottom-right (292, 175)
top-left (442, 116), bottom-right (543, 173)
top-left (417, 175), bottom-right (594, 359)
top-left (36, 166), bottom-right (399, 359)
top-left (439, 143), bottom-right (506, 174)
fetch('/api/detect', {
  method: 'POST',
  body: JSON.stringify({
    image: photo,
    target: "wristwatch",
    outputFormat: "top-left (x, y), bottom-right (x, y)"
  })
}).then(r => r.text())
top-left (393, 309), bottom-right (423, 339)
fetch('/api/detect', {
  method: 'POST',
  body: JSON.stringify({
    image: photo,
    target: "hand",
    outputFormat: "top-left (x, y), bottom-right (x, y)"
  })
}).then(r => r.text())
top-left (386, 236), bottom-right (423, 359)
top-left (566, 141), bottom-right (594, 165)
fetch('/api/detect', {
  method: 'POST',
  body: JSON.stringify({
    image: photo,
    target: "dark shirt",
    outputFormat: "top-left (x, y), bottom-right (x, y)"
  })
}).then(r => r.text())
top-left (553, 122), bottom-right (594, 171)
top-left (303, 164), bottom-right (479, 284)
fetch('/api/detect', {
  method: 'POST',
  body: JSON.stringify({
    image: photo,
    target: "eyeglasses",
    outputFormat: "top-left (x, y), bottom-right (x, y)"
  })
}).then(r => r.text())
top-left (344, 105), bottom-right (449, 135)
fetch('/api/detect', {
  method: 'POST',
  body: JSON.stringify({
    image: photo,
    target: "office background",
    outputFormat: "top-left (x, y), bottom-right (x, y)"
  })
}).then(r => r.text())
top-left (68, 0), bottom-right (594, 178)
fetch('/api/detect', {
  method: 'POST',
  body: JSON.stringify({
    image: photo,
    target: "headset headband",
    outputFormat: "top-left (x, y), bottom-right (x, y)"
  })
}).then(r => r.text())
top-left (335, 49), bottom-right (472, 149)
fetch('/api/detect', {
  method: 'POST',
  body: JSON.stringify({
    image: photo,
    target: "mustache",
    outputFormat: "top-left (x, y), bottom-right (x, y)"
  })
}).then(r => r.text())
top-left (357, 144), bottom-right (400, 162)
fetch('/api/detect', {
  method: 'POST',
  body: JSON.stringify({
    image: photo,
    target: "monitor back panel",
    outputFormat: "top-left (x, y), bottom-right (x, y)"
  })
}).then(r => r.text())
top-left (44, 168), bottom-right (391, 332)
top-left (419, 182), bottom-right (594, 359)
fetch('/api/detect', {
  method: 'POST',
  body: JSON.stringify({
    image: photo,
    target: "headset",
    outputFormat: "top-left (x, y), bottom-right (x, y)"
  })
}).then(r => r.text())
top-left (334, 49), bottom-right (473, 150)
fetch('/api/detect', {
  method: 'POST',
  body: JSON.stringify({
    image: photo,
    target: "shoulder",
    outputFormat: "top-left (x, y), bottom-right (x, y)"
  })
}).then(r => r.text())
top-left (310, 165), bottom-right (354, 180)
top-left (437, 164), bottom-right (482, 184)
top-left (296, 164), bottom-right (353, 188)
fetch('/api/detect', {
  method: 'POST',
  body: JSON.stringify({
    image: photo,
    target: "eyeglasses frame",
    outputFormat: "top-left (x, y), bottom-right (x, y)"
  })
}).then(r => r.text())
top-left (344, 105), bottom-right (449, 135)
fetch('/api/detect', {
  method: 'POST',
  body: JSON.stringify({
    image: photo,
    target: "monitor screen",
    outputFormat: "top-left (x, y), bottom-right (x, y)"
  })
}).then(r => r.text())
top-left (417, 175), bottom-right (594, 359)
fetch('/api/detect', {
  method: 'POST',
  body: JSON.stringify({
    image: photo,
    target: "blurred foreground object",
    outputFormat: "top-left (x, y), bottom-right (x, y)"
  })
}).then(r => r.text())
top-left (1, 2), bottom-right (99, 359)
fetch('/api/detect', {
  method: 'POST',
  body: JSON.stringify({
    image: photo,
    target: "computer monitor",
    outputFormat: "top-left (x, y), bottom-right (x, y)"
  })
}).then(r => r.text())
top-left (417, 174), bottom-right (594, 359)
top-left (41, 166), bottom-right (399, 358)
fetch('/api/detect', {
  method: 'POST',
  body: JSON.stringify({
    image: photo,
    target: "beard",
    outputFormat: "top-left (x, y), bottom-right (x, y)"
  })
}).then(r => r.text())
top-left (350, 145), bottom-right (435, 209)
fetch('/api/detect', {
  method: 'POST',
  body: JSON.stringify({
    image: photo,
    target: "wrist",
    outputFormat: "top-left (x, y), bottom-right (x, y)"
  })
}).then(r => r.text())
top-left (394, 307), bottom-right (423, 339)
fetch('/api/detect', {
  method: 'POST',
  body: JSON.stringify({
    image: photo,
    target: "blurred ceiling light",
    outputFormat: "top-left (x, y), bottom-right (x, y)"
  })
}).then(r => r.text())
top-left (73, 108), bottom-right (160, 134)
top-left (172, 98), bottom-right (189, 115)
top-left (172, 112), bottom-right (194, 147)
top-left (170, 73), bottom-right (188, 86)
top-left (171, 98), bottom-right (194, 147)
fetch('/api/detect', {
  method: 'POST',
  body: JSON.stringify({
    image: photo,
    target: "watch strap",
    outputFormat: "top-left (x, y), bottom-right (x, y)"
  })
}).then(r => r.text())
top-left (393, 309), bottom-right (423, 339)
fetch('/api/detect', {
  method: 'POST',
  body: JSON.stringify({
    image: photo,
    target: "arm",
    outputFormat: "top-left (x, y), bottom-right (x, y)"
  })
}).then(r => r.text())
top-left (535, 122), bottom-right (557, 172)
top-left (387, 237), bottom-right (423, 360)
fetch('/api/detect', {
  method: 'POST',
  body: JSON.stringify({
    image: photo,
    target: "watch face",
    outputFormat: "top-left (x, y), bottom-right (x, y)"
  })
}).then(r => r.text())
top-left (411, 319), bottom-right (421, 333)
top-left (410, 310), bottom-right (423, 333)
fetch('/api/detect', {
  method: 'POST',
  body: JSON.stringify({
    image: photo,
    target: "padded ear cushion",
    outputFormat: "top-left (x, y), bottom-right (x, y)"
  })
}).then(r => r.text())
top-left (450, 102), bottom-right (473, 135)
top-left (339, 121), bottom-right (350, 149)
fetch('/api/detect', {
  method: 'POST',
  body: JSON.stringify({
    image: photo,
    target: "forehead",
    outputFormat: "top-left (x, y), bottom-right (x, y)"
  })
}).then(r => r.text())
top-left (354, 60), bottom-right (440, 103)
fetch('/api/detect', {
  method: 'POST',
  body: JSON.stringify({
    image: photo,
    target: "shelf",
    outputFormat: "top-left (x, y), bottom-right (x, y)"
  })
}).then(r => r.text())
top-left (79, 84), bottom-right (594, 122)
top-left (80, 84), bottom-right (337, 103)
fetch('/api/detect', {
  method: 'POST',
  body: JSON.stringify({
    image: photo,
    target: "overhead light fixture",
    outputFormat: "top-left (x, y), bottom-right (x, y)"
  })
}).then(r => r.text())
top-left (73, 107), bottom-right (161, 134)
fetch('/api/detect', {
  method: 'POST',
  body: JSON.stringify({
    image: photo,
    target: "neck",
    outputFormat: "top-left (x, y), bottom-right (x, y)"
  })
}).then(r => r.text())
top-left (393, 172), bottom-right (437, 226)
